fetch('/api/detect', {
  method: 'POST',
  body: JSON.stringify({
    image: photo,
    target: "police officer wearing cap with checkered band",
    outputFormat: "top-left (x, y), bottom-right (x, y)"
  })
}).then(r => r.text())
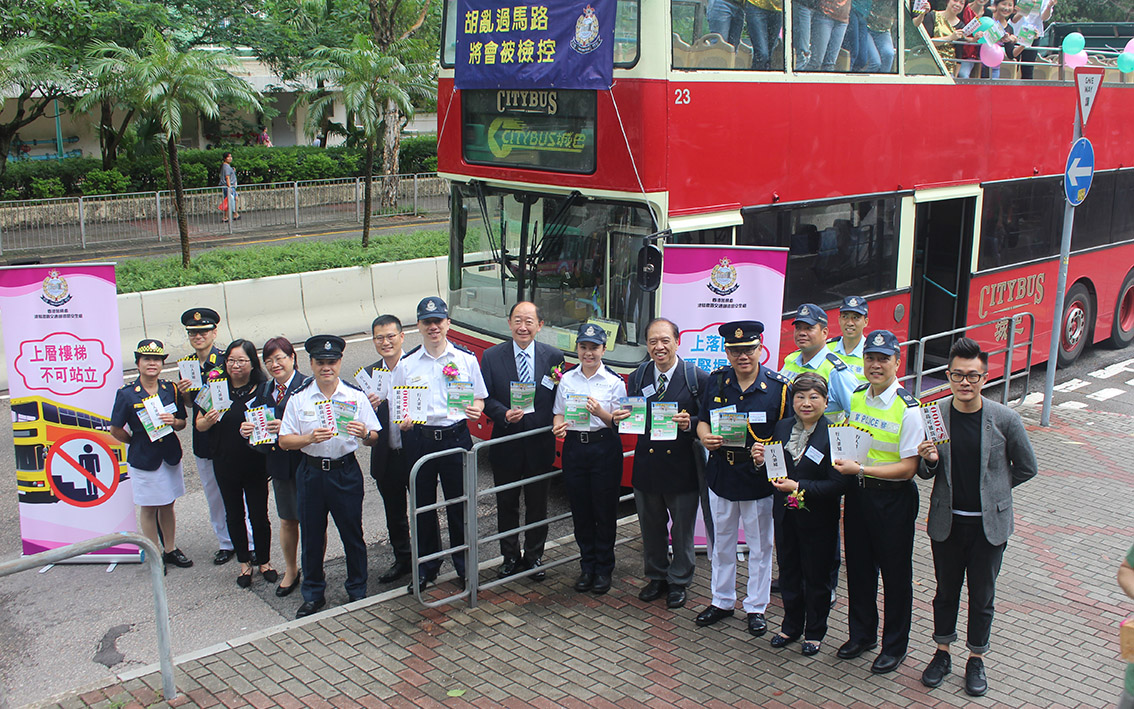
top-left (780, 303), bottom-right (855, 422)
top-left (279, 335), bottom-right (381, 619)
top-left (552, 322), bottom-right (628, 596)
top-left (111, 340), bottom-right (191, 570)
top-left (831, 329), bottom-right (926, 675)
top-left (695, 321), bottom-right (791, 637)
top-left (828, 296), bottom-right (869, 383)
top-left (394, 297), bottom-right (487, 594)
top-left (177, 307), bottom-right (241, 566)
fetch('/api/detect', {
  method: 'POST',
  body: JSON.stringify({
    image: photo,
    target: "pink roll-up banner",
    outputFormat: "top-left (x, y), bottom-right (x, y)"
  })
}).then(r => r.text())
top-left (659, 245), bottom-right (789, 549)
top-left (0, 264), bottom-right (140, 562)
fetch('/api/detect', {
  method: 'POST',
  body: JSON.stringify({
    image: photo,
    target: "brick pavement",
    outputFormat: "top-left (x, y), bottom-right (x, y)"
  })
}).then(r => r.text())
top-left (34, 404), bottom-right (1133, 709)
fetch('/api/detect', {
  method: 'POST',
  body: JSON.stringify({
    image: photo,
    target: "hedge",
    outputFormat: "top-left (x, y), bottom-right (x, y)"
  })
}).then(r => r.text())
top-left (0, 136), bottom-right (438, 200)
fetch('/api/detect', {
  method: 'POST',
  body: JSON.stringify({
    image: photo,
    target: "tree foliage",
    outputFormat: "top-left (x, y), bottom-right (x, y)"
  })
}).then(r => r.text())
top-left (1052, 0), bottom-right (1134, 23)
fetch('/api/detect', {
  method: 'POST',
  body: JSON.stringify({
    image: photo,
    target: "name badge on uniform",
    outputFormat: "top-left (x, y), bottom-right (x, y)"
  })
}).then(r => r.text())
top-left (409, 375), bottom-right (426, 385)
top-left (748, 411), bottom-right (767, 424)
top-left (804, 446), bottom-right (824, 464)
top-left (299, 407), bottom-right (317, 422)
top-left (541, 375), bottom-right (555, 390)
top-left (641, 383), bottom-right (656, 398)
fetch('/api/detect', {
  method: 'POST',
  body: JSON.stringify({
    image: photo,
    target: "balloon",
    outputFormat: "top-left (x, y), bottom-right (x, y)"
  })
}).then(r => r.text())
top-left (1064, 50), bottom-right (1089, 68)
top-left (1125, 38), bottom-right (1134, 55)
top-left (1119, 52), bottom-right (1134, 74)
top-left (980, 42), bottom-right (1005, 68)
top-left (1062, 32), bottom-right (1085, 55)
top-left (978, 17), bottom-right (995, 31)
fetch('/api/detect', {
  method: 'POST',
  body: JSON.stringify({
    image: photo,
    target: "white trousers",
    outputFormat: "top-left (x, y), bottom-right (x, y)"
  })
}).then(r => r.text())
top-left (709, 490), bottom-right (774, 614)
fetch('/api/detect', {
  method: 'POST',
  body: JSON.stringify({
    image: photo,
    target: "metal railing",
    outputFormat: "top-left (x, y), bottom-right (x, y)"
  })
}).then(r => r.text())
top-left (407, 425), bottom-right (638, 609)
top-left (899, 312), bottom-right (1036, 406)
top-left (0, 173), bottom-right (450, 255)
top-left (0, 532), bottom-right (176, 700)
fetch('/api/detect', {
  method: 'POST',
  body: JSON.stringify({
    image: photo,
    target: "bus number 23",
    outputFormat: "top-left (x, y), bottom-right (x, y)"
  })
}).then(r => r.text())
top-left (674, 88), bottom-right (691, 105)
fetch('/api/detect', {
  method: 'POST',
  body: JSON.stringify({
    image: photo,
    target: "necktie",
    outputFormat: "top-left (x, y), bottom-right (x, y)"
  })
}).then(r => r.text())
top-left (275, 382), bottom-right (286, 403)
top-left (517, 351), bottom-right (532, 383)
top-left (656, 373), bottom-right (668, 398)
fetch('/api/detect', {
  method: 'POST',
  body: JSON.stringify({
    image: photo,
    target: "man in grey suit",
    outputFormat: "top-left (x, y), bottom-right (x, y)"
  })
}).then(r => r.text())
top-left (916, 337), bottom-right (1037, 698)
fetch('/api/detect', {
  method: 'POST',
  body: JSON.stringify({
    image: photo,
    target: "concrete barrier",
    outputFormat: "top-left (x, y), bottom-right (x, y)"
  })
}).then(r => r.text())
top-left (299, 266), bottom-right (377, 339)
top-left (140, 283), bottom-right (233, 350)
top-left (223, 274), bottom-right (311, 347)
top-left (117, 293), bottom-right (146, 367)
top-left (370, 257), bottom-right (446, 324)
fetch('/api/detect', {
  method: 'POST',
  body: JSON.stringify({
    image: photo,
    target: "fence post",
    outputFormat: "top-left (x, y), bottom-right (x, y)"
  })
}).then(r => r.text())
top-left (155, 192), bottom-right (163, 242)
top-left (0, 205), bottom-right (5, 255)
top-left (227, 190), bottom-right (234, 235)
top-left (464, 447), bottom-right (480, 609)
top-left (355, 178), bottom-right (361, 223)
top-left (293, 182), bottom-right (300, 228)
top-left (1003, 315), bottom-right (1018, 407)
top-left (78, 196), bottom-right (87, 249)
top-left (413, 174), bottom-right (420, 216)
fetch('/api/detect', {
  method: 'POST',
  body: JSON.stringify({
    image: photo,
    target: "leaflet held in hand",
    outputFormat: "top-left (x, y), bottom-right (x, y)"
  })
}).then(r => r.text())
top-left (618, 397), bottom-right (646, 435)
top-left (446, 381), bottom-right (474, 418)
top-left (564, 394), bottom-right (591, 431)
top-left (245, 405), bottom-right (277, 445)
top-left (650, 402), bottom-right (678, 441)
top-left (510, 381), bottom-right (536, 413)
top-left (177, 357), bottom-right (203, 391)
top-left (920, 402), bottom-right (950, 444)
top-left (716, 413), bottom-right (749, 448)
top-left (764, 441), bottom-right (788, 481)
top-left (315, 399), bottom-right (357, 437)
top-left (208, 379), bottom-right (232, 412)
top-left (355, 367), bottom-right (387, 399)
top-left (392, 386), bottom-right (428, 424)
top-left (140, 394), bottom-right (175, 442)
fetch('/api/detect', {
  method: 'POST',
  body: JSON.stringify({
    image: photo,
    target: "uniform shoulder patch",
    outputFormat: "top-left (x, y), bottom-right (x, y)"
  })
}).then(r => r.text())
top-left (854, 382), bottom-right (871, 393)
top-left (825, 352), bottom-right (848, 370)
top-left (293, 378), bottom-right (316, 393)
top-left (896, 387), bottom-right (920, 407)
top-left (603, 364), bottom-right (622, 379)
top-left (827, 336), bottom-right (840, 344)
top-left (450, 342), bottom-right (474, 355)
top-left (710, 365), bottom-right (730, 376)
top-left (404, 344), bottom-right (422, 356)
top-left (767, 369), bottom-right (792, 386)
top-left (342, 380), bottom-right (364, 393)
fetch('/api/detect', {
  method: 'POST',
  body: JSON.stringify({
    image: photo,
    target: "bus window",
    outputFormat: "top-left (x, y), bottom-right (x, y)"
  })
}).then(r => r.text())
top-left (12, 401), bottom-right (38, 423)
top-left (674, 0), bottom-right (784, 71)
top-left (1072, 170), bottom-right (1115, 252)
top-left (442, 0), bottom-right (457, 66)
top-left (670, 227), bottom-right (734, 245)
top-left (58, 407), bottom-right (78, 427)
top-left (14, 444), bottom-right (45, 471)
top-left (904, 2), bottom-right (946, 76)
top-left (449, 183), bottom-right (654, 365)
top-left (42, 403), bottom-right (60, 424)
top-left (1113, 169), bottom-right (1134, 245)
top-left (739, 196), bottom-right (899, 311)
top-left (978, 178), bottom-right (1062, 271)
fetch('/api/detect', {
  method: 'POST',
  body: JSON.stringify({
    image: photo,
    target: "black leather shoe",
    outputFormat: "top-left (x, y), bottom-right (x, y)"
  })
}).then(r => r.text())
top-left (573, 572), bottom-right (595, 592)
top-left (592, 575), bottom-right (612, 595)
top-left (163, 549), bottom-right (193, 568)
top-left (695, 605), bottom-right (734, 627)
top-left (295, 598), bottom-right (326, 618)
top-left (836, 639), bottom-right (877, 659)
top-left (921, 649), bottom-right (952, 688)
top-left (801, 641), bottom-right (821, 656)
top-left (871, 652), bottom-right (906, 674)
top-left (525, 557), bottom-right (546, 581)
top-left (638, 579), bottom-right (668, 602)
top-left (236, 570), bottom-right (252, 588)
top-left (770, 633), bottom-right (798, 649)
top-left (456, 576), bottom-right (467, 591)
top-left (275, 574), bottom-right (301, 597)
top-left (497, 557), bottom-right (520, 579)
top-left (406, 573), bottom-right (436, 595)
top-left (746, 612), bottom-right (767, 636)
top-left (964, 656), bottom-right (988, 697)
top-left (260, 567), bottom-right (279, 584)
top-left (213, 549), bottom-right (235, 565)
top-left (378, 560), bottom-right (411, 584)
top-left (666, 586), bottom-right (687, 609)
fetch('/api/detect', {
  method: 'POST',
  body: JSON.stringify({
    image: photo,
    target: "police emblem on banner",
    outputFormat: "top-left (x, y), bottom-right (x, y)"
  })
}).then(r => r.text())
top-left (571, 5), bottom-right (603, 54)
top-left (707, 258), bottom-right (739, 296)
top-left (41, 269), bottom-right (72, 307)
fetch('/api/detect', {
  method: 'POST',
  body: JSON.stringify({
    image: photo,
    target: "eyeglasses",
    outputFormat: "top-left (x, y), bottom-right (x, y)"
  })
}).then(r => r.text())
top-left (372, 334), bottom-right (401, 343)
top-left (226, 358), bottom-right (251, 366)
top-left (726, 346), bottom-right (759, 356)
top-left (947, 370), bottom-right (985, 383)
top-left (264, 355), bottom-right (291, 365)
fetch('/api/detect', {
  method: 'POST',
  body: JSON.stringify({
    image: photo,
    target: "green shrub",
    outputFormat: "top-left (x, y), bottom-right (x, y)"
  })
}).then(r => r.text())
top-left (2, 188), bottom-right (19, 201)
top-left (399, 135), bottom-right (438, 174)
top-left (295, 152), bottom-right (340, 181)
top-left (81, 168), bottom-right (131, 195)
top-left (30, 176), bottom-right (65, 199)
top-left (180, 162), bottom-right (208, 188)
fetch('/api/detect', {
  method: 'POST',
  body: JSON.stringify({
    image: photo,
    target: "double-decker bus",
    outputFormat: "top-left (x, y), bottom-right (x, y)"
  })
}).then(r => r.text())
top-left (437, 1), bottom-right (1134, 394)
top-left (13, 396), bottom-right (127, 503)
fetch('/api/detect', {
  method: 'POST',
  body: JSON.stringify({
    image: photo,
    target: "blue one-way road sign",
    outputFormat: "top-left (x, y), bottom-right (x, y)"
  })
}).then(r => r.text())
top-left (1064, 137), bottom-right (1094, 207)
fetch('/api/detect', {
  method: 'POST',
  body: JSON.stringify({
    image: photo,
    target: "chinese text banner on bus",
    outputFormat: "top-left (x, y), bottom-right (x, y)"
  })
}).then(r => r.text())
top-left (0, 264), bottom-right (138, 561)
top-left (454, 0), bottom-right (615, 90)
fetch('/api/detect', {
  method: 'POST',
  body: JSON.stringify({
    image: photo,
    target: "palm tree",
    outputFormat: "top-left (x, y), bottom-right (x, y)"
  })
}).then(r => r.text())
top-left (87, 30), bottom-right (261, 266)
top-left (296, 34), bottom-right (432, 246)
top-left (0, 37), bottom-right (68, 177)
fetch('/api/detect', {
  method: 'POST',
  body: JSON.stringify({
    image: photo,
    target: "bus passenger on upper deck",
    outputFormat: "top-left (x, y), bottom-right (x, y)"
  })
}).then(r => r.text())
top-left (986, 0), bottom-right (1023, 79)
top-left (956, 0), bottom-right (991, 78)
top-left (915, 0), bottom-right (968, 76)
top-left (1010, 0), bottom-right (1056, 80)
top-left (803, 0), bottom-right (852, 72)
top-left (858, 0), bottom-right (897, 72)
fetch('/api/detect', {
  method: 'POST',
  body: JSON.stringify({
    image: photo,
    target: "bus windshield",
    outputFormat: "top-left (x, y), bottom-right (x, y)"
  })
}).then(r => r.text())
top-left (448, 183), bottom-right (656, 365)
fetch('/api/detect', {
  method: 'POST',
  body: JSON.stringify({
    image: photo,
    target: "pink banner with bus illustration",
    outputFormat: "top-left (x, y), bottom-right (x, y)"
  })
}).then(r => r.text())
top-left (0, 264), bottom-right (139, 560)
top-left (660, 245), bottom-right (789, 548)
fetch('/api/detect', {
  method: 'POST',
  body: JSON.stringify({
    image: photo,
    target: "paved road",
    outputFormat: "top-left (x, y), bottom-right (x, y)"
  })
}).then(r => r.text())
top-left (2, 336), bottom-right (1133, 708)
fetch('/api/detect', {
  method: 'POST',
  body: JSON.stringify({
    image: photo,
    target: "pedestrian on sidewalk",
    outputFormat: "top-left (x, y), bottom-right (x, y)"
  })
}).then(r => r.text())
top-left (220, 152), bottom-right (240, 221)
top-left (917, 337), bottom-right (1037, 697)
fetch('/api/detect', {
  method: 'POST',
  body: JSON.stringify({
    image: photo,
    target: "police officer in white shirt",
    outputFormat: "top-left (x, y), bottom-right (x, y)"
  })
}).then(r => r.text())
top-left (552, 323), bottom-right (628, 596)
top-left (394, 297), bottom-right (487, 592)
top-left (279, 335), bottom-right (381, 619)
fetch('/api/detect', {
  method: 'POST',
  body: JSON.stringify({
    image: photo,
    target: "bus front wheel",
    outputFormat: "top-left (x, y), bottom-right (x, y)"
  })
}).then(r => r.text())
top-left (1057, 283), bottom-right (1092, 368)
top-left (1109, 270), bottom-right (1134, 349)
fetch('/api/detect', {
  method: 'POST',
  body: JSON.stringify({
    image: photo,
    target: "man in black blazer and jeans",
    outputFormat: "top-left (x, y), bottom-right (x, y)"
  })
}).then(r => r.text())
top-left (481, 302), bottom-right (565, 580)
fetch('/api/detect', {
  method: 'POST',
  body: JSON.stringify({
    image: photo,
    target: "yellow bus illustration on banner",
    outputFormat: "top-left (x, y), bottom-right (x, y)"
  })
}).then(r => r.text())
top-left (12, 395), bottom-right (127, 504)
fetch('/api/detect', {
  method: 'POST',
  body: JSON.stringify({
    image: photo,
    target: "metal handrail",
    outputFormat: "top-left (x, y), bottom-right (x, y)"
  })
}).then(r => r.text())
top-left (0, 532), bottom-right (176, 700)
top-left (407, 445), bottom-right (473, 608)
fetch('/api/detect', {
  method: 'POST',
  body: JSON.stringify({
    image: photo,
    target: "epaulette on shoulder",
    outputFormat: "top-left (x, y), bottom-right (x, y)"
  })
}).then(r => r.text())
top-left (294, 378), bottom-right (316, 393)
top-left (711, 365), bottom-right (730, 376)
top-left (827, 336), bottom-right (840, 344)
top-left (451, 342), bottom-right (474, 355)
top-left (896, 387), bottom-right (920, 407)
top-left (768, 369), bottom-right (792, 386)
top-left (342, 380), bottom-right (363, 392)
top-left (404, 344), bottom-right (422, 356)
top-left (854, 382), bottom-right (871, 393)
top-left (604, 364), bottom-right (621, 378)
top-left (825, 352), bottom-right (848, 370)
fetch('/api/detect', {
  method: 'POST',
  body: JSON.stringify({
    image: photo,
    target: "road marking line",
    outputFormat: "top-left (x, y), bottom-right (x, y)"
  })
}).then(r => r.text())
top-left (1058, 401), bottom-right (1089, 409)
top-left (1053, 378), bottom-right (1089, 392)
top-left (1086, 387), bottom-right (1125, 401)
top-left (1087, 358), bottom-right (1134, 379)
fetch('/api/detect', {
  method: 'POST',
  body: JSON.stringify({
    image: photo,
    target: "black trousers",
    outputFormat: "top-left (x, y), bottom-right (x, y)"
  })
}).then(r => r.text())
top-left (373, 447), bottom-right (411, 564)
top-left (213, 456), bottom-right (271, 565)
top-left (930, 516), bottom-right (1006, 654)
top-left (843, 480), bottom-right (918, 657)
top-left (776, 510), bottom-right (840, 641)
top-left (406, 425), bottom-right (471, 579)
top-left (492, 442), bottom-right (551, 562)
top-left (562, 432), bottom-right (622, 576)
top-left (297, 455), bottom-right (367, 602)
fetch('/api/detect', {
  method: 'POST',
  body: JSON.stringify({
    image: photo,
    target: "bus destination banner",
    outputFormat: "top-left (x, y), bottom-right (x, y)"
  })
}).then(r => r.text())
top-left (454, 0), bottom-right (615, 90)
top-left (0, 264), bottom-right (138, 561)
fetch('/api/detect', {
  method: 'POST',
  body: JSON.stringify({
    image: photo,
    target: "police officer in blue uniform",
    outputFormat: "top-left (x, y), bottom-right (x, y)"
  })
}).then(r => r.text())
top-left (695, 321), bottom-right (791, 635)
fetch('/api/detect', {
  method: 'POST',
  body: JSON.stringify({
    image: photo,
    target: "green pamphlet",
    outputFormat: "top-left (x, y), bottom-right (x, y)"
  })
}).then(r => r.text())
top-left (564, 394), bottom-right (591, 431)
top-left (650, 402), bottom-right (678, 441)
top-left (510, 381), bottom-right (536, 413)
top-left (618, 397), bottom-right (646, 435)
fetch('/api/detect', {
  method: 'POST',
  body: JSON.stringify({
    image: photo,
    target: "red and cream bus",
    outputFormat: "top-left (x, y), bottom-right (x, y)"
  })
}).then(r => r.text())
top-left (436, 1), bottom-right (1134, 390)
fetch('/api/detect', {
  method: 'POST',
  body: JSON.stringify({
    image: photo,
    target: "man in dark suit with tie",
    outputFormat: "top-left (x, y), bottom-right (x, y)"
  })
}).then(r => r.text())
top-left (626, 318), bottom-right (709, 609)
top-left (481, 302), bottom-right (565, 580)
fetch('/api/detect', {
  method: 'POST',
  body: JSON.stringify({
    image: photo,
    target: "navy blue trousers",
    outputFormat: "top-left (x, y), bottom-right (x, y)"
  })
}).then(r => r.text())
top-left (297, 455), bottom-right (367, 602)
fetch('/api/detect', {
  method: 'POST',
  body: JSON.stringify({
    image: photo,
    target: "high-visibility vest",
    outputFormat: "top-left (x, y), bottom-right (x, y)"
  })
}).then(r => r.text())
top-left (828, 338), bottom-right (865, 382)
top-left (848, 383), bottom-right (919, 467)
top-left (782, 349), bottom-right (849, 421)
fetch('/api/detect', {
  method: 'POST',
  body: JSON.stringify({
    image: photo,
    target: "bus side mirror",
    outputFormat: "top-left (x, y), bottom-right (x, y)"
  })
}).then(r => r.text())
top-left (636, 243), bottom-right (662, 292)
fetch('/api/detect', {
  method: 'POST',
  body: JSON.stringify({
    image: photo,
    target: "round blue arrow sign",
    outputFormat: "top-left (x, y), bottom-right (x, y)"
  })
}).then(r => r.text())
top-left (1064, 137), bottom-right (1094, 207)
